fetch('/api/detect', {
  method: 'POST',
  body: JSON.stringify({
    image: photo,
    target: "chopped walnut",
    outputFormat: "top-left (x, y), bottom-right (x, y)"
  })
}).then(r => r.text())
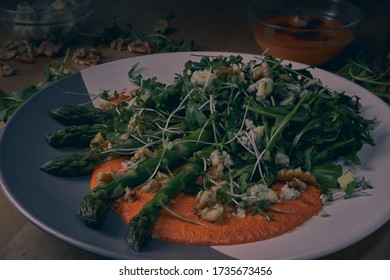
top-left (71, 48), bottom-right (101, 66)
top-left (287, 178), bottom-right (308, 190)
top-left (215, 64), bottom-right (242, 79)
top-left (95, 170), bottom-right (124, 186)
top-left (0, 62), bottom-right (15, 77)
top-left (16, 41), bottom-right (34, 63)
top-left (128, 40), bottom-right (153, 54)
top-left (155, 171), bottom-right (170, 186)
top-left (110, 37), bottom-right (131, 51)
top-left (49, 63), bottom-right (72, 76)
top-left (252, 61), bottom-right (272, 80)
top-left (194, 187), bottom-right (224, 223)
top-left (90, 132), bottom-right (106, 149)
top-left (36, 41), bottom-right (63, 58)
top-left (0, 49), bottom-right (17, 61)
top-left (207, 163), bottom-right (224, 182)
top-left (139, 178), bottom-right (161, 193)
top-left (139, 171), bottom-right (169, 193)
top-left (3, 40), bottom-right (35, 63)
top-left (123, 187), bottom-right (137, 202)
top-left (133, 147), bottom-right (153, 161)
top-left (95, 171), bottom-right (113, 186)
top-left (276, 167), bottom-right (317, 185)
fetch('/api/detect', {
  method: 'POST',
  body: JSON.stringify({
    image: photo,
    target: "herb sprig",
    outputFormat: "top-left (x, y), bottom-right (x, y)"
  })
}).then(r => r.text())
top-left (91, 16), bottom-right (194, 52)
top-left (0, 50), bottom-right (70, 124)
top-left (337, 53), bottom-right (390, 102)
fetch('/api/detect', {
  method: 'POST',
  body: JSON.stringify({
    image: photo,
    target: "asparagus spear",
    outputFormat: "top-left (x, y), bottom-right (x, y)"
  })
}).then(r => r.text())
top-left (77, 128), bottom-right (212, 228)
top-left (49, 104), bottom-right (114, 126)
top-left (40, 153), bottom-right (102, 176)
top-left (40, 123), bottom-right (188, 176)
top-left (127, 146), bottom-right (214, 251)
top-left (46, 123), bottom-right (105, 148)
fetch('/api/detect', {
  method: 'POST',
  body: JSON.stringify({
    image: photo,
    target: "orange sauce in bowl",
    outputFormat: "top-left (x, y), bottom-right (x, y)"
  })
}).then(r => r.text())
top-left (252, 15), bottom-right (354, 65)
top-left (91, 158), bottom-right (323, 246)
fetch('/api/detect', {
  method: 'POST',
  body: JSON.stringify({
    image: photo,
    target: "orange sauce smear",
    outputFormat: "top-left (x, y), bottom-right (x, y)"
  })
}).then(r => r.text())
top-left (252, 15), bottom-right (354, 65)
top-left (91, 157), bottom-right (322, 246)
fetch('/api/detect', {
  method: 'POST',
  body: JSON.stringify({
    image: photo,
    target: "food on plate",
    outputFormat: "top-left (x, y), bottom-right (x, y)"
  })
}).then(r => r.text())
top-left (90, 157), bottom-right (322, 246)
top-left (41, 54), bottom-right (375, 251)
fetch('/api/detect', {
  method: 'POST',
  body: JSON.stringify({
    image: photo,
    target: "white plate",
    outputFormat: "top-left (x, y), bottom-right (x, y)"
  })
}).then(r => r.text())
top-left (1, 51), bottom-right (390, 259)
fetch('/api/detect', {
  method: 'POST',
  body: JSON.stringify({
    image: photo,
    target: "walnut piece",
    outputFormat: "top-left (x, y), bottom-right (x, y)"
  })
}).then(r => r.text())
top-left (36, 41), bottom-right (63, 58)
top-left (0, 62), bottom-right (14, 77)
top-left (71, 48), bottom-right (101, 66)
top-left (128, 40), bottom-right (153, 54)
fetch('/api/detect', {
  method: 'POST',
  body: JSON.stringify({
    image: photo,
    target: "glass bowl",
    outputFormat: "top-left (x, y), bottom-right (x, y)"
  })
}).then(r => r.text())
top-left (247, 0), bottom-right (362, 65)
top-left (0, 0), bottom-right (95, 42)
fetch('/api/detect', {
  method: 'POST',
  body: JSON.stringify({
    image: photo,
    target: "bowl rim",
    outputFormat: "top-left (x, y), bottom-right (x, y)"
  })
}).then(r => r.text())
top-left (0, 0), bottom-right (95, 15)
top-left (246, 0), bottom-right (363, 33)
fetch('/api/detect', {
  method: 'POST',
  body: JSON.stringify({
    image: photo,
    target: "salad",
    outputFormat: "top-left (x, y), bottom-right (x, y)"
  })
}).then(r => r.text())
top-left (41, 54), bottom-right (375, 251)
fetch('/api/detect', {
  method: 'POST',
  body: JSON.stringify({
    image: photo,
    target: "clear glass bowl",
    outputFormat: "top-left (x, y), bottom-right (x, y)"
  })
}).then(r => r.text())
top-left (247, 0), bottom-right (362, 65)
top-left (0, 0), bottom-right (95, 42)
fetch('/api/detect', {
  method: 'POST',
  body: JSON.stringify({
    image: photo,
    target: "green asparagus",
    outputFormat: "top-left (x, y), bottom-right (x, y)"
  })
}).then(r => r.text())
top-left (77, 128), bottom-right (213, 228)
top-left (40, 122), bottom-right (189, 176)
top-left (40, 152), bottom-right (102, 176)
top-left (49, 104), bottom-right (114, 126)
top-left (127, 146), bottom-right (214, 251)
top-left (46, 124), bottom-right (105, 148)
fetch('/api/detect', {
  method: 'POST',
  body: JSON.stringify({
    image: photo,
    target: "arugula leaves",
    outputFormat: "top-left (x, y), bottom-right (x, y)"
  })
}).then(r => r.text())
top-left (337, 52), bottom-right (390, 102)
top-left (127, 55), bottom-right (376, 201)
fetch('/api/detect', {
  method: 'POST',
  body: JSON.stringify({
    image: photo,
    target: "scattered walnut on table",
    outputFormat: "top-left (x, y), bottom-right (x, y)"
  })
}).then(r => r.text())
top-left (16, 40), bottom-right (34, 63)
top-left (48, 63), bottom-right (72, 76)
top-left (0, 40), bottom-right (35, 63)
top-left (110, 37), bottom-right (131, 51)
top-left (0, 39), bottom-right (64, 69)
top-left (71, 48), bottom-right (102, 66)
top-left (36, 41), bottom-right (64, 58)
top-left (0, 61), bottom-right (15, 77)
top-left (128, 40), bottom-right (153, 54)
top-left (0, 48), bottom-right (17, 61)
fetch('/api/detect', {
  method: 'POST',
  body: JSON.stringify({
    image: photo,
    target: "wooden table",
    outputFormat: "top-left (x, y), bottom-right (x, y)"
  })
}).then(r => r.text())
top-left (1, 0), bottom-right (390, 259)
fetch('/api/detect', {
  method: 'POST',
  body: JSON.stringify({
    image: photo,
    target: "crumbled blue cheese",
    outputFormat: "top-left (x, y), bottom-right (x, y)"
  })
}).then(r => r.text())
top-left (304, 78), bottom-right (322, 89)
top-left (337, 170), bottom-right (354, 189)
top-left (233, 207), bottom-right (246, 218)
top-left (245, 119), bottom-right (255, 130)
top-left (243, 184), bottom-right (279, 206)
top-left (247, 77), bottom-right (274, 100)
top-left (279, 92), bottom-right (296, 106)
top-left (280, 184), bottom-right (301, 200)
top-left (286, 83), bottom-right (301, 94)
top-left (238, 119), bottom-right (265, 148)
top-left (190, 69), bottom-right (217, 88)
top-left (209, 149), bottom-right (234, 169)
top-left (275, 151), bottom-right (290, 167)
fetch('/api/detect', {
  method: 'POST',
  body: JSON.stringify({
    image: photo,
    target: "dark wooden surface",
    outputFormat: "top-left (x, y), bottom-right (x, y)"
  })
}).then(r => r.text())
top-left (1, 0), bottom-right (390, 259)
